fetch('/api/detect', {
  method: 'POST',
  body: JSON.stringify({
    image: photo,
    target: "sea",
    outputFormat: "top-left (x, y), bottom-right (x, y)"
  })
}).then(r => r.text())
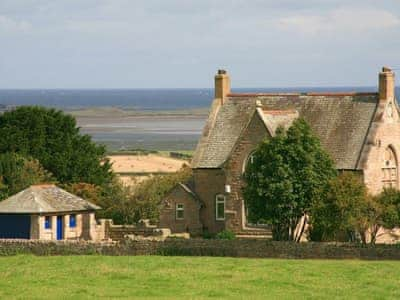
top-left (1, 87), bottom-right (399, 151)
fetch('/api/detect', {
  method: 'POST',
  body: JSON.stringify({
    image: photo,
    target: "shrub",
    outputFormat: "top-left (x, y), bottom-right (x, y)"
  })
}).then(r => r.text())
top-left (215, 230), bottom-right (236, 240)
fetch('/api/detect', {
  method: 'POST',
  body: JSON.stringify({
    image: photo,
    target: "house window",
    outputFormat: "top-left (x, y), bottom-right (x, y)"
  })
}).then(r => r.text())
top-left (216, 195), bottom-right (225, 220)
top-left (176, 204), bottom-right (184, 220)
top-left (44, 216), bottom-right (51, 229)
top-left (69, 214), bottom-right (77, 228)
top-left (242, 151), bottom-right (256, 174)
top-left (382, 147), bottom-right (398, 188)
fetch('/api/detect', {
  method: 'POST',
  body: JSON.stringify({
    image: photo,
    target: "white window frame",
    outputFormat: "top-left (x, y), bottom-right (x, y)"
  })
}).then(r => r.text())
top-left (215, 194), bottom-right (226, 221)
top-left (242, 151), bottom-right (256, 174)
top-left (175, 203), bottom-right (184, 220)
top-left (382, 146), bottom-right (398, 189)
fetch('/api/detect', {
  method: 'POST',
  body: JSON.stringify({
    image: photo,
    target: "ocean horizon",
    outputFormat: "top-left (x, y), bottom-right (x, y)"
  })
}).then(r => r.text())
top-left (1, 87), bottom-right (398, 111)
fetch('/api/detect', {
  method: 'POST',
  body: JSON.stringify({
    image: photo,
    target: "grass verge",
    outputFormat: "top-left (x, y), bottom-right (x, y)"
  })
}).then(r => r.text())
top-left (0, 255), bottom-right (399, 299)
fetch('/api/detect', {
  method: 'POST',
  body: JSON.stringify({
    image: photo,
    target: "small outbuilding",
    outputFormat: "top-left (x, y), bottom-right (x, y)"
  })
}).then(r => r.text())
top-left (0, 184), bottom-right (104, 241)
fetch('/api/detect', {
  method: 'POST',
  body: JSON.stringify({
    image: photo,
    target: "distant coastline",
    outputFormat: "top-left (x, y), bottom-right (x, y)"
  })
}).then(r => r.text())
top-left (1, 87), bottom-right (399, 152)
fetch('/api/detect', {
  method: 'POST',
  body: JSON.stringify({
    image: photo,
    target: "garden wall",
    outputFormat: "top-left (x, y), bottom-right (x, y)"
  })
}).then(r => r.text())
top-left (2, 239), bottom-right (400, 259)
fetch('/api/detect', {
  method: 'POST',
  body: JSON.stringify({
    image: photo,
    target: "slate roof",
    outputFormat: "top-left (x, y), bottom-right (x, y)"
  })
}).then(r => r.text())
top-left (191, 92), bottom-right (379, 170)
top-left (257, 108), bottom-right (299, 136)
top-left (177, 178), bottom-right (205, 207)
top-left (0, 184), bottom-right (101, 214)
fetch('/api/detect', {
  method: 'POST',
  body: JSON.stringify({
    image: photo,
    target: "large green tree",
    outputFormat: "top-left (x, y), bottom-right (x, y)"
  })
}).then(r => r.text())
top-left (0, 106), bottom-right (113, 186)
top-left (243, 118), bottom-right (337, 241)
top-left (0, 152), bottom-right (53, 200)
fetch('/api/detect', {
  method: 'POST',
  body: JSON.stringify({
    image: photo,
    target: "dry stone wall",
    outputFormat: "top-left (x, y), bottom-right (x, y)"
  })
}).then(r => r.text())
top-left (2, 239), bottom-right (400, 259)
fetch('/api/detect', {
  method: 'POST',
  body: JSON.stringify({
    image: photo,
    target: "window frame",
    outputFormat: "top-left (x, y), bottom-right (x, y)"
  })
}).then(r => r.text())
top-left (44, 216), bottom-right (51, 229)
top-left (175, 203), bottom-right (184, 220)
top-left (69, 214), bottom-right (77, 228)
top-left (215, 194), bottom-right (226, 221)
top-left (382, 146), bottom-right (398, 189)
top-left (242, 150), bottom-right (256, 174)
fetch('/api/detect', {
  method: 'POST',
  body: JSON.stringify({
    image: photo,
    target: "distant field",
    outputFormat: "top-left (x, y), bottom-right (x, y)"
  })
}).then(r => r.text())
top-left (108, 154), bottom-right (188, 186)
top-left (0, 255), bottom-right (399, 299)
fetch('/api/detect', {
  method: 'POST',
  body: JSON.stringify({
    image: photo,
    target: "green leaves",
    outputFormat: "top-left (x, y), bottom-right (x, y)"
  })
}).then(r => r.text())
top-left (0, 153), bottom-right (54, 200)
top-left (243, 118), bottom-right (336, 241)
top-left (0, 106), bottom-right (113, 186)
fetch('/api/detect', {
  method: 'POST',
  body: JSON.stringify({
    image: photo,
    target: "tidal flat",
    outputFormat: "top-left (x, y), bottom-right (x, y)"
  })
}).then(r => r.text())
top-left (71, 107), bottom-right (207, 151)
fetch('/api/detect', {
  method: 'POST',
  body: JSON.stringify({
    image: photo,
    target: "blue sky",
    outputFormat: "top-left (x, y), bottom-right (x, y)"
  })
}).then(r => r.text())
top-left (0, 0), bottom-right (399, 88)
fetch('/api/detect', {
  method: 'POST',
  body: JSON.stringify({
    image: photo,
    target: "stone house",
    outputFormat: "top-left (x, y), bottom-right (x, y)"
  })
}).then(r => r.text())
top-left (0, 184), bottom-right (105, 241)
top-left (160, 67), bottom-right (400, 240)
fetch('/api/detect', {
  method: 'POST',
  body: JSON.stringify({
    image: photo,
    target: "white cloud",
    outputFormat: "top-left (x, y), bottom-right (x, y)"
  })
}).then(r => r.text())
top-left (278, 8), bottom-right (400, 36)
top-left (0, 15), bottom-right (32, 34)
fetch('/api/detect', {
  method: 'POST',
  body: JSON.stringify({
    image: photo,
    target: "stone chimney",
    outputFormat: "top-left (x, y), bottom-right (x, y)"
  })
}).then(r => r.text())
top-left (214, 69), bottom-right (230, 104)
top-left (379, 67), bottom-right (395, 101)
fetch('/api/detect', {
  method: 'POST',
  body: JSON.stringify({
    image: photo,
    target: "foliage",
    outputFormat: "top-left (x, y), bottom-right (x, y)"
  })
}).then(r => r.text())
top-left (244, 118), bottom-right (337, 241)
top-left (310, 172), bottom-right (374, 243)
top-left (375, 188), bottom-right (400, 228)
top-left (127, 165), bottom-right (192, 223)
top-left (0, 106), bottom-right (113, 186)
top-left (215, 230), bottom-right (236, 240)
top-left (0, 152), bottom-right (53, 200)
top-left (63, 179), bottom-right (131, 225)
top-left (369, 188), bottom-right (400, 244)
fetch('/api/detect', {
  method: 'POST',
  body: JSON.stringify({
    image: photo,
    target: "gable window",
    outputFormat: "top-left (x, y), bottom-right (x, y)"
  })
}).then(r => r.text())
top-left (44, 216), bottom-right (51, 229)
top-left (382, 146), bottom-right (398, 188)
top-left (176, 204), bottom-right (184, 220)
top-left (242, 151), bottom-right (256, 174)
top-left (69, 214), bottom-right (77, 228)
top-left (216, 195), bottom-right (225, 221)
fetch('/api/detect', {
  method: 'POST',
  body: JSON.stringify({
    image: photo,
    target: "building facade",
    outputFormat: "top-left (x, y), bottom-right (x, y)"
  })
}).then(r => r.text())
top-left (0, 184), bottom-right (105, 241)
top-left (160, 67), bottom-right (400, 238)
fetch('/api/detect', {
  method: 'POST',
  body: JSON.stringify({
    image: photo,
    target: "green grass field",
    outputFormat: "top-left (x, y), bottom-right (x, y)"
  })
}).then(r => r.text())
top-left (0, 255), bottom-right (399, 299)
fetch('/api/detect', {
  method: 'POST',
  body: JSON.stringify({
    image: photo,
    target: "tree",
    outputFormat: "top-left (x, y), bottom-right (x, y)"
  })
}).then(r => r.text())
top-left (128, 165), bottom-right (192, 223)
top-left (0, 152), bottom-right (53, 200)
top-left (0, 106), bottom-right (113, 186)
top-left (63, 179), bottom-right (131, 224)
top-left (370, 188), bottom-right (400, 244)
top-left (244, 118), bottom-right (337, 241)
top-left (310, 172), bottom-right (376, 243)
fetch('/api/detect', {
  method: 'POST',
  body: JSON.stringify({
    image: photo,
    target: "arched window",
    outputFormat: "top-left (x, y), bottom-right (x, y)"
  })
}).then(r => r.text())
top-left (382, 146), bottom-right (398, 188)
top-left (242, 151), bottom-right (256, 174)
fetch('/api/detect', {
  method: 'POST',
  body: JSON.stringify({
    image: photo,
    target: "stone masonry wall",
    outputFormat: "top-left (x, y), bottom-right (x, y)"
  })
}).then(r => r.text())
top-left (159, 186), bottom-right (202, 235)
top-left (193, 169), bottom-right (226, 234)
top-left (2, 239), bottom-right (400, 259)
top-left (224, 112), bottom-right (269, 232)
top-left (361, 100), bottom-right (400, 195)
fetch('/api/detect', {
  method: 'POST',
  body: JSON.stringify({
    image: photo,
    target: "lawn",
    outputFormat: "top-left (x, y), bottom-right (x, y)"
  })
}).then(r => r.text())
top-left (0, 256), bottom-right (399, 299)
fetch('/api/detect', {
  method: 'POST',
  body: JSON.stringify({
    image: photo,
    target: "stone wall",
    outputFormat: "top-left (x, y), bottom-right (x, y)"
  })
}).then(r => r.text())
top-left (360, 99), bottom-right (400, 195)
top-left (104, 219), bottom-right (166, 241)
top-left (224, 110), bottom-right (269, 232)
top-left (193, 169), bottom-right (226, 234)
top-left (30, 213), bottom-right (105, 242)
top-left (159, 185), bottom-right (202, 235)
top-left (2, 239), bottom-right (400, 259)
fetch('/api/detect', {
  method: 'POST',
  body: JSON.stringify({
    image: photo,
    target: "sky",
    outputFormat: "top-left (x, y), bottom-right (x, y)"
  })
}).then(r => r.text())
top-left (0, 0), bottom-right (400, 89)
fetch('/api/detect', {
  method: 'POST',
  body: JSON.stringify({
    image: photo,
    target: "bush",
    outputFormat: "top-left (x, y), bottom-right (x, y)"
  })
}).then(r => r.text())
top-left (215, 230), bottom-right (236, 240)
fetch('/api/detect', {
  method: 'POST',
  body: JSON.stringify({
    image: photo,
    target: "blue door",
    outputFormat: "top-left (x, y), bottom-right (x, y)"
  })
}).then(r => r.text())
top-left (56, 216), bottom-right (63, 240)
